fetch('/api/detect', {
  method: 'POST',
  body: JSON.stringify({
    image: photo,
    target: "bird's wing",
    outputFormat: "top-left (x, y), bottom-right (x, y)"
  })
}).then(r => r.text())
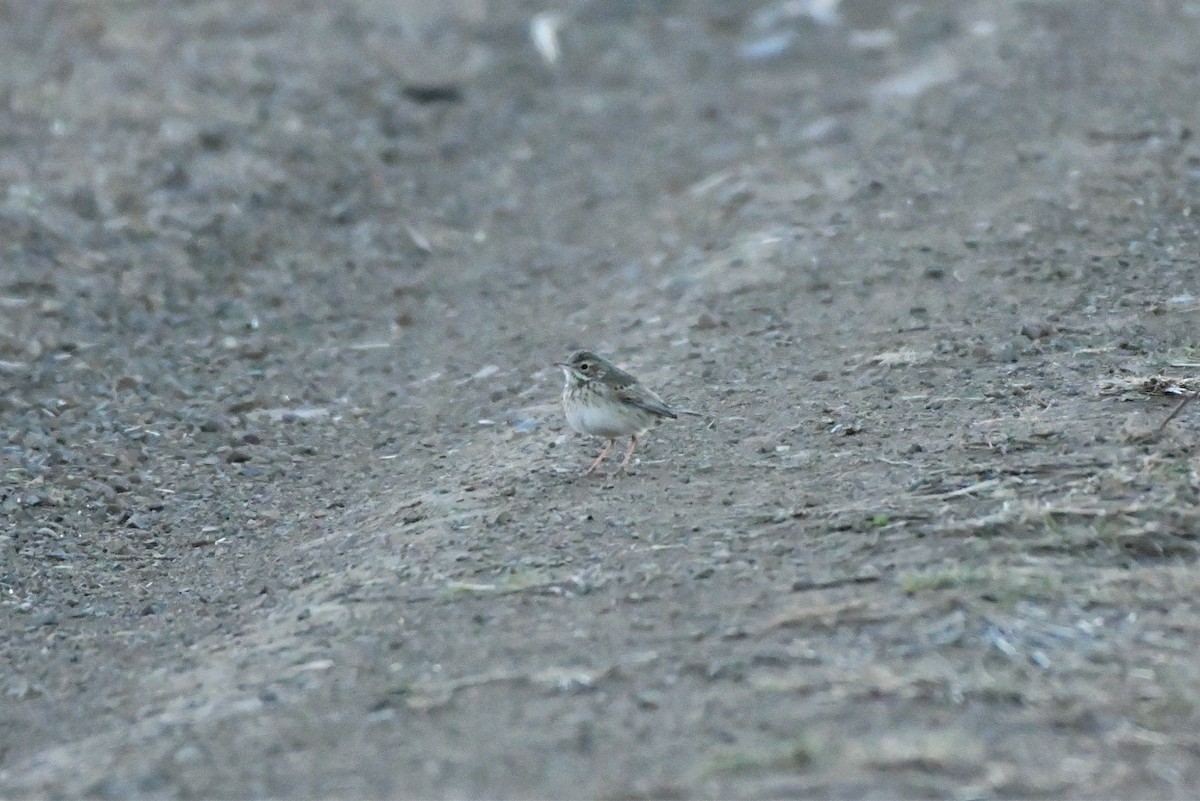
top-left (615, 380), bottom-right (677, 419)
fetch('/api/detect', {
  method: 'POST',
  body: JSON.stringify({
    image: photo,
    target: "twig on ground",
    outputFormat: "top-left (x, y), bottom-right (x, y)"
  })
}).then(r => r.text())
top-left (1157, 390), bottom-right (1198, 434)
top-left (916, 477), bottom-right (1003, 500)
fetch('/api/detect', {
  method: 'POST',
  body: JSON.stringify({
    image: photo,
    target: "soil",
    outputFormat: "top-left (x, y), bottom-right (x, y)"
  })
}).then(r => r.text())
top-left (4, 1), bottom-right (1200, 798)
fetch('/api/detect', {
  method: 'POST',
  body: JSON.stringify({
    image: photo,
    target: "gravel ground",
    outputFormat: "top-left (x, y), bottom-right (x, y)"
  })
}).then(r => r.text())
top-left (4, 1), bottom-right (1200, 798)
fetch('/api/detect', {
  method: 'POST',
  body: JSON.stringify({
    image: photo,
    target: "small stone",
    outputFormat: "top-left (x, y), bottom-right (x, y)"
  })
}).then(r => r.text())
top-left (1020, 321), bottom-right (1053, 340)
top-left (173, 744), bottom-right (204, 765)
top-left (198, 127), bottom-right (230, 151)
top-left (160, 162), bottom-right (189, 189)
top-left (378, 106), bottom-right (422, 138)
top-left (634, 691), bottom-right (663, 710)
top-left (68, 185), bottom-right (102, 221)
top-left (743, 435), bottom-right (777, 454)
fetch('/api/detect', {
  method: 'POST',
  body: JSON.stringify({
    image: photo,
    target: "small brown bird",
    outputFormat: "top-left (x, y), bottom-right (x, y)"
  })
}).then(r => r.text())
top-left (555, 350), bottom-right (678, 475)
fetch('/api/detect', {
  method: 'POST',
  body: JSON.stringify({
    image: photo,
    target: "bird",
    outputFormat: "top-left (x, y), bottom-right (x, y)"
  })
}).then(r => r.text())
top-left (555, 350), bottom-right (678, 476)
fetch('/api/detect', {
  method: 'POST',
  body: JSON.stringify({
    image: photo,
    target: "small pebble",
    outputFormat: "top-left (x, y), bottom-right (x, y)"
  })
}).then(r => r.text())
top-left (1020, 321), bottom-right (1053, 340)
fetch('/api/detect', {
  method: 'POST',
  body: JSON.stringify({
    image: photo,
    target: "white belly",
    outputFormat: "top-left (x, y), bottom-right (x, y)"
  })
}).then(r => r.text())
top-left (564, 395), bottom-right (650, 438)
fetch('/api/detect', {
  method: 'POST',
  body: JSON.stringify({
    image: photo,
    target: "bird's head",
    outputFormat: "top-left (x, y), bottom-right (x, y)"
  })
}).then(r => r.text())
top-left (555, 350), bottom-right (608, 383)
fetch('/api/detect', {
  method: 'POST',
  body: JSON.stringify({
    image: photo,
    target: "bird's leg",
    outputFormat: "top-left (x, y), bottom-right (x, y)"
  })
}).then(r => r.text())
top-left (614, 434), bottom-right (639, 474)
top-left (583, 438), bottom-right (614, 475)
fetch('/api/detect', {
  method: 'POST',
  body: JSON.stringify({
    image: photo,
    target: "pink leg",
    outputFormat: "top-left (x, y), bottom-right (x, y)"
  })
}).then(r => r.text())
top-left (614, 435), bottom-right (639, 474)
top-left (583, 439), bottom-right (614, 475)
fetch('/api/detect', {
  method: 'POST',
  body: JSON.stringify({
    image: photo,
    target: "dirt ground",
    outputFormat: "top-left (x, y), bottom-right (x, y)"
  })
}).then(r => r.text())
top-left (4, 0), bottom-right (1200, 797)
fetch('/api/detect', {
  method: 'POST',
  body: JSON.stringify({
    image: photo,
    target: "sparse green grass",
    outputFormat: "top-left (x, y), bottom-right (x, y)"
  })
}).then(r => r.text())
top-left (441, 568), bottom-right (555, 597)
top-left (899, 565), bottom-right (988, 594)
top-left (899, 565), bottom-right (1061, 606)
top-left (979, 572), bottom-right (1059, 607)
top-left (703, 735), bottom-right (822, 776)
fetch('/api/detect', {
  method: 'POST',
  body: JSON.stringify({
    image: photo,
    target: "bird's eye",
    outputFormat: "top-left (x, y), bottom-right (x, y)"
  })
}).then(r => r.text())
top-left (579, 362), bottom-right (591, 371)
